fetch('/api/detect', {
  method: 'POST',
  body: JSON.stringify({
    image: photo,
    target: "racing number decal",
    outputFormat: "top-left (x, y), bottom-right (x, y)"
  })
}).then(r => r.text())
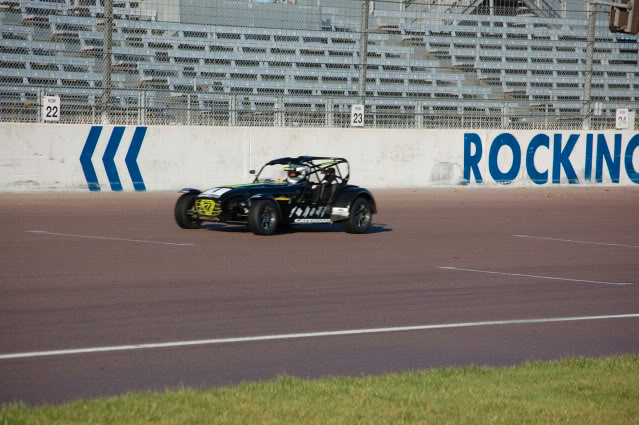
top-left (196, 199), bottom-right (216, 215)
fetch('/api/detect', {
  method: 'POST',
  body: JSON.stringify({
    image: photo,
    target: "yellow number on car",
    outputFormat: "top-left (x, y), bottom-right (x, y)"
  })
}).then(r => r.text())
top-left (195, 199), bottom-right (216, 216)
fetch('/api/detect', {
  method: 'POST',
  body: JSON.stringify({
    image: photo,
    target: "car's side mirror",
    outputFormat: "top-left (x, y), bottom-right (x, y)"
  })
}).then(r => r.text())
top-left (249, 170), bottom-right (256, 175)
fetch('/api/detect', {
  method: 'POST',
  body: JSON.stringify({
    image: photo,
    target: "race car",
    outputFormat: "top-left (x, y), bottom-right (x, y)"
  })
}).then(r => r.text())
top-left (174, 156), bottom-right (377, 235)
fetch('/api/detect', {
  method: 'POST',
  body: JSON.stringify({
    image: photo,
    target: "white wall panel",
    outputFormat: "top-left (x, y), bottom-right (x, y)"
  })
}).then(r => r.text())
top-left (1, 124), bottom-right (637, 191)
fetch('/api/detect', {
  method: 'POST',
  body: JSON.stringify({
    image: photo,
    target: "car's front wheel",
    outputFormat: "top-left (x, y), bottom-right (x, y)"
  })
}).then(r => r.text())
top-left (248, 200), bottom-right (279, 235)
top-left (343, 197), bottom-right (372, 234)
top-left (174, 194), bottom-right (201, 229)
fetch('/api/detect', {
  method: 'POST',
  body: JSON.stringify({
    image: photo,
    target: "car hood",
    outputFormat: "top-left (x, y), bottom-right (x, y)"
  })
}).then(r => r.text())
top-left (197, 182), bottom-right (301, 200)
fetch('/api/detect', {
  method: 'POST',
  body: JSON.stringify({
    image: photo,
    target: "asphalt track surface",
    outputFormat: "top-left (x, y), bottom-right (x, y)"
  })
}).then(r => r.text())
top-left (1, 187), bottom-right (638, 404)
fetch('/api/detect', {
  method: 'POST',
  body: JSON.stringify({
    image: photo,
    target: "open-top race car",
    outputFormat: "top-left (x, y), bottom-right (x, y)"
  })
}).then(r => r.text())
top-left (175, 156), bottom-right (377, 235)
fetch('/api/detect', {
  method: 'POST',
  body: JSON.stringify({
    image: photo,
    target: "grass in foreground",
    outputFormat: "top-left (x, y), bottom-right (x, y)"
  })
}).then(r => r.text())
top-left (2, 355), bottom-right (639, 425)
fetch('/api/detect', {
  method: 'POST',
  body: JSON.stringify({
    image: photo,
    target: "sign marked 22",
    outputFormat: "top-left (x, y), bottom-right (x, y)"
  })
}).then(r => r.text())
top-left (42, 96), bottom-right (60, 122)
top-left (80, 126), bottom-right (147, 191)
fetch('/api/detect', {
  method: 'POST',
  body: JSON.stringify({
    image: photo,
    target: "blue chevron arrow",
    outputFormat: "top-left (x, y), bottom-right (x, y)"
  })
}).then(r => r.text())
top-left (102, 126), bottom-right (125, 191)
top-left (80, 126), bottom-right (102, 192)
top-left (126, 127), bottom-right (147, 191)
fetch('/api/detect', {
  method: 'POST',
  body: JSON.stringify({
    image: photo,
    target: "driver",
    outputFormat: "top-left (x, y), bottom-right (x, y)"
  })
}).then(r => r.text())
top-left (285, 164), bottom-right (308, 184)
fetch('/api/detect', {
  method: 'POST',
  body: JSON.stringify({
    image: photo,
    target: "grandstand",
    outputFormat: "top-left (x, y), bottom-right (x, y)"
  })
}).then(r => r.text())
top-left (0, 0), bottom-right (637, 129)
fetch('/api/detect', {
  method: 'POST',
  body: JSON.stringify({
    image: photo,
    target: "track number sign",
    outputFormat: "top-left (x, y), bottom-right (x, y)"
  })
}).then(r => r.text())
top-left (43, 96), bottom-right (60, 122)
top-left (616, 109), bottom-right (628, 129)
top-left (351, 104), bottom-right (364, 127)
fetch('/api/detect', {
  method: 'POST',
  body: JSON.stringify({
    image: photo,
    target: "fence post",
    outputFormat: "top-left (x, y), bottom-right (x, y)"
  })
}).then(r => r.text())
top-left (102, 0), bottom-right (112, 124)
top-left (142, 91), bottom-right (146, 125)
top-left (275, 96), bottom-right (282, 127)
top-left (38, 88), bottom-right (43, 122)
top-left (372, 104), bottom-right (376, 128)
top-left (187, 94), bottom-right (191, 125)
top-left (230, 95), bottom-right (236, 126)
top-left (358, 0), bottom-right (370, 106)
top-left (91, 95), bottom-right (96, 124)
top-left (582, 1), bottom-right (596, 130)
top-left (502, 101), bottom-right (509, 128)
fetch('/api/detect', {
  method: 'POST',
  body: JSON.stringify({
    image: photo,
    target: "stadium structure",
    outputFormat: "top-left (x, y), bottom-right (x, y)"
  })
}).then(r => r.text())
top-left (0, 0), bottom-right (637, 129)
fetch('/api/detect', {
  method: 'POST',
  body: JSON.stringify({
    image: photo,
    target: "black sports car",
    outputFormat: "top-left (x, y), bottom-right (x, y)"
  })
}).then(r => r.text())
top-left (175, 156), bottom-right (377, 235)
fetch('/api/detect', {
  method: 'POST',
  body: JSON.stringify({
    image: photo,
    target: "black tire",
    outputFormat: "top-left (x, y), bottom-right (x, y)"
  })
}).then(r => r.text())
top-left (248, 200), bottom-right (279, 235)
top-left (174, 194), bottom-right (201, 229)
top-left (343, 197), bottom-right (373, 234)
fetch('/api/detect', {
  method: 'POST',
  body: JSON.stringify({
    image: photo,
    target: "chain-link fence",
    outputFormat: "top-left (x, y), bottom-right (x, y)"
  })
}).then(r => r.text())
top-left (1, 1), bottom-right (637, 130)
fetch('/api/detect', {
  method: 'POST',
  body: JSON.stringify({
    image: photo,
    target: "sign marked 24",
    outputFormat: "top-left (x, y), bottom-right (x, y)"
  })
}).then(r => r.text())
top-left (80, 126), bottom-right (147, 191)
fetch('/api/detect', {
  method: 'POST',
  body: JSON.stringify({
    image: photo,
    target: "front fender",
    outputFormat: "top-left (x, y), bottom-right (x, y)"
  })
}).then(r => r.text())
top-left (179, 188), bottom-right (201, 195)
top-left (249, 194), bottom-right (284, 218)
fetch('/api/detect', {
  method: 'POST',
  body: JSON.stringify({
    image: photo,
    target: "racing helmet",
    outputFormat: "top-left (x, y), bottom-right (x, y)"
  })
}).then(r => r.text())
top-left (285, 164), bottom-right (307, 184)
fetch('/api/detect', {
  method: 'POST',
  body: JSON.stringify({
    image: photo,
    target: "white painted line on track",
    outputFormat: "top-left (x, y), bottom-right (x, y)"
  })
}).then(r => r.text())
top-left (514, 234), bottom-right (639, 249)
top-left (25, 230), bottom-right (195, 246)
top-left (439, 266), bottom-right (633, 286)
top-left (1, 313), bottom-right (638, 360)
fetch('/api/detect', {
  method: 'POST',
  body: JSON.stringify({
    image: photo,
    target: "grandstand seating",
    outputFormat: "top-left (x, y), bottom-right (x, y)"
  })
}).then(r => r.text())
top-left (0, 0), bottom-right (637, 128)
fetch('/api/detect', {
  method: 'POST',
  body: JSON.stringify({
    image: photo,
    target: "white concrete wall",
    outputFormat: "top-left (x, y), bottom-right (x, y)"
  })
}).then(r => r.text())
top-left (1, 123), bottom-right (637, 191)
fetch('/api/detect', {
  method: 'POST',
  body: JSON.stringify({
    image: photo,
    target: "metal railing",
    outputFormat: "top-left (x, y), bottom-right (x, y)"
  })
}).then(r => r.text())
top-left (2, 89), bottom-right (635, 130)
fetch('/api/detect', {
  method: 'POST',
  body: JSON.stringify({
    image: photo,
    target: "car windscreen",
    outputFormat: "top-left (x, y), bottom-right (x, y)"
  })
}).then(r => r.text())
top-left (255, 164), bottom-right (289, 183)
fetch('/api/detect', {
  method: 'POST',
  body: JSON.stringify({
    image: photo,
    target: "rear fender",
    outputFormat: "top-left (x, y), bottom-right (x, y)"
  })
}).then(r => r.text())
top-left (331, 187), bottom-right (377, 222)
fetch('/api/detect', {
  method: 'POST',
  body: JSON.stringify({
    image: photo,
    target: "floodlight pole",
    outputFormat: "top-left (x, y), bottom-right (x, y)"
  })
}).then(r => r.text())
top-left (583, 1), bottom-right (596, 130)
top-left (102, 0), bottom-right (113, 124)
top-left (358, 0), bottom-right (370, 106)
top-left (583, 0), bottom-right (633, 129)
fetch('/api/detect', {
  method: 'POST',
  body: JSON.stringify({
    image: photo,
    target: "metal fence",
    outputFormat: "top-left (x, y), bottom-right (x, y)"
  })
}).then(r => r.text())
top-left (0, 0), bottom-right (637, 130)
top-left (2, 88), bottom-right (634, 130)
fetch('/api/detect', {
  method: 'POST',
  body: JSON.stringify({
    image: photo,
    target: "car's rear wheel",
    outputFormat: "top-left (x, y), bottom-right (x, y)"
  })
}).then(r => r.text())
top-left (175, 194), bottom-right (201, 229)
top-left (343, 197), bottom-right (372, 234)
top-left (248, 200), bottom-right (279, 235)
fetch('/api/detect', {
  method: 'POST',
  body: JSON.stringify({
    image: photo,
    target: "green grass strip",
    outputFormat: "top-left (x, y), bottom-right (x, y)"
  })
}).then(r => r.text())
top-left (2, 355), bottom-right (638, 425)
